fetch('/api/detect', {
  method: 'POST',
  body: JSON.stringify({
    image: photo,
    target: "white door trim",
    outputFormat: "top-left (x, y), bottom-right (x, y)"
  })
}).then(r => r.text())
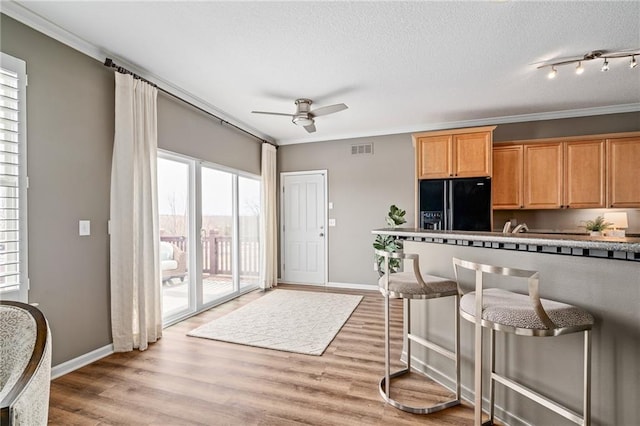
top-left (280, 170), bottom-right (328, 286)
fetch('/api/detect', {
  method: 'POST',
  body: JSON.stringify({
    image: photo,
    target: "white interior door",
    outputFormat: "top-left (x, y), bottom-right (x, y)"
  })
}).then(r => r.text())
top-left (281, 172), bottom-right (326, 285)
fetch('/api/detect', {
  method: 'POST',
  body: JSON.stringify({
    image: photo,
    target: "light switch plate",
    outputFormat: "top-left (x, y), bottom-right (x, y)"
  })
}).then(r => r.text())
top-left (79, 220), bottom-right (90, 236)
top-left (328, 202), bottom-right (334, 210)
top-left (329, 218), bottom-right (336, 227)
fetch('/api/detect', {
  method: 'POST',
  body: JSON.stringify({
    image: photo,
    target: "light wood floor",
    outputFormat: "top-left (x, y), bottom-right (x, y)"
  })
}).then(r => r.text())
top-left (49, 284), bottom-right (480, 425)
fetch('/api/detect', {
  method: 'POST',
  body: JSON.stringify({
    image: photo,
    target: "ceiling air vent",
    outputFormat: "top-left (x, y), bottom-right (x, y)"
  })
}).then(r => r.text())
top-left (351, 143), bottom-right (373, 155)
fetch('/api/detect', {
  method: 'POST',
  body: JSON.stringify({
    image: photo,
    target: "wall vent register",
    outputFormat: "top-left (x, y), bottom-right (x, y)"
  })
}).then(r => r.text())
top-left (351, 143), bottom-right (373, 155)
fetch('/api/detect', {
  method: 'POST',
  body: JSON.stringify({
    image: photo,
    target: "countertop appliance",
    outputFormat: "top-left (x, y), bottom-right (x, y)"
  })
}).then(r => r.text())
top-left (419, 177), bottom-right (491, 231)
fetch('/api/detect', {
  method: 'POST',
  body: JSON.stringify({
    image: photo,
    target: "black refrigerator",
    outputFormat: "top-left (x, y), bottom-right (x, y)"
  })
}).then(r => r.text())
top-left (419, 177), bottom-right (492, 231)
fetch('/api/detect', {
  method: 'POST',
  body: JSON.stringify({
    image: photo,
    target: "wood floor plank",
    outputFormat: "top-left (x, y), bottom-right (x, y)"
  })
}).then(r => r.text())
top-left (49, 284), bottom-right (485, 425)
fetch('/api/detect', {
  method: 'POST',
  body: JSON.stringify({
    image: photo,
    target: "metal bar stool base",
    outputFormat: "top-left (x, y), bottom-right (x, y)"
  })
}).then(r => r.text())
top-left (379, 368), bottom-right (461, 414)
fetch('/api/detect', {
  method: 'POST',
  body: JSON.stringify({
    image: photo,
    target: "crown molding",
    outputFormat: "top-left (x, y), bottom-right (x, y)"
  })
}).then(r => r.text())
top-left (277, 103), bottom-right (640, 145)
top-left (1, 1), bottom-right (274, 143)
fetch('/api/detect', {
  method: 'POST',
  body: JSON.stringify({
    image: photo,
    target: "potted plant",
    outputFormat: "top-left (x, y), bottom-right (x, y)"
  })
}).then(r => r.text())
top-left (373, 205), bottom-right (406, 275)
top-left (582, 215), bottom-right (613, 236)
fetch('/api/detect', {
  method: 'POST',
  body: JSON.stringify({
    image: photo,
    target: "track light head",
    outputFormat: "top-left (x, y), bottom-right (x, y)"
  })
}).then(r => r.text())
top-left (547, 66), bottom-right (558, 79)
top-left (601, 58), bottom-right (609, 72)
top-left (575, 62), bottom-right (584, 75)
top-left (631, 56), bottom-right (638, 69)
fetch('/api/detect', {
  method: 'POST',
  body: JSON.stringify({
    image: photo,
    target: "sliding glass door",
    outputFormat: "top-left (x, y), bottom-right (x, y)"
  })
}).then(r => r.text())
top-left (239, 177), bottom-right (260, 290)
top-left (158, 152), bottom-right (260, 325)
top-left (201, 166), bottom-right (235, 305)
top-left (158, 157), bottom-right (192, 321)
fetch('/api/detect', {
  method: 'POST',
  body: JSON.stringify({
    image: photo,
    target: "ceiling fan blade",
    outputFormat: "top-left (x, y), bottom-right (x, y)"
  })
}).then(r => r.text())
top-left (310, 103), bottom-right (348, 117)
top-left (251, 111), bottom-right (294, 117)
top-left (304, 123), bottom-right (317, 133)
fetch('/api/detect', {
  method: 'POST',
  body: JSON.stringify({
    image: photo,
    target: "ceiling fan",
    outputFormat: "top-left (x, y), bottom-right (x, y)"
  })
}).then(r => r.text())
top-left (252, 98), bottom-right (348, 133)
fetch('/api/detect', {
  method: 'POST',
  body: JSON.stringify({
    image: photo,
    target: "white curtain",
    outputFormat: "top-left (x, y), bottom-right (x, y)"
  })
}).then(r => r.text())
top-left (259, 143), bottom-right (278, 289)
top-left (110, 72), bottom-right (161, 352)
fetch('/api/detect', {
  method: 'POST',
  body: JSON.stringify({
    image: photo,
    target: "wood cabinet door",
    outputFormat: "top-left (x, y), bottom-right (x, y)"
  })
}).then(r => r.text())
top-left (608, 137), bottom-right (640, 208)
top-left (524, 143), bottom-right (563, 209)
top-left (564, 140), bottom-right (605, 208)
top-left (453, 132), bottom-right (492, 177)
top-left (417, 135), bottom-right (452, 179)
top-left (492, 145), bottom-right (523, 209)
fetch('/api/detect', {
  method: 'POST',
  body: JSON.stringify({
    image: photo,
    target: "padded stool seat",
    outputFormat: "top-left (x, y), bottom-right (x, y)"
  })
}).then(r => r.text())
top-left (453, 258), bottom-right (594, 426)
top-left (378, 271), bottom-right (458, 299)
top-left (460, 288), bottom-right (594, 333)
top-left (375, 249), bottom-right (461, 414)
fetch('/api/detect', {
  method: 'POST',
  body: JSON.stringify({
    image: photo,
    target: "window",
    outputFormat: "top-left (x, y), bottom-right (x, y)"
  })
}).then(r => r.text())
top-left (0, 53), bottom-right (28, 302)
top-left (158, 150), bottom-right (261, 325)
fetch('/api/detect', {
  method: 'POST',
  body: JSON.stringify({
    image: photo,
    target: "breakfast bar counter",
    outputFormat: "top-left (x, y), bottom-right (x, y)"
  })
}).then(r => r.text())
top-left (373, 228), bottom-right (640, 260)
top-left (372, 228), bottom-right (640, 426)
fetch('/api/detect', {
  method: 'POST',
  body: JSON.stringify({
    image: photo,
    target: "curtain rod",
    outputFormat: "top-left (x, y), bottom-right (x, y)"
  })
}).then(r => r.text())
top-left (103, 58), bottom-right (276, 147)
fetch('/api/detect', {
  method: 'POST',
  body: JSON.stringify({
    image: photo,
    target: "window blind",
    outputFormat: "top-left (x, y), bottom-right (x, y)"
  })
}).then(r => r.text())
top-left (0, 53), bottom-right (27, 302)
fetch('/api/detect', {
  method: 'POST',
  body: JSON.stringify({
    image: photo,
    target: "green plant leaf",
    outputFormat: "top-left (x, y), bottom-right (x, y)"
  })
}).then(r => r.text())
top-left (581, 215), bottom-right (613, 231)
top-left (373, 205), bottom-right (407, 275)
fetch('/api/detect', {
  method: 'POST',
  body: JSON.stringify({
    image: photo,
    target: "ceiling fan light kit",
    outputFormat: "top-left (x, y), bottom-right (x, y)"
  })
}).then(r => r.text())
top-left (251, 98), bottom-right (348, 134)
top-left (537, 49), bottom-right (639, 79)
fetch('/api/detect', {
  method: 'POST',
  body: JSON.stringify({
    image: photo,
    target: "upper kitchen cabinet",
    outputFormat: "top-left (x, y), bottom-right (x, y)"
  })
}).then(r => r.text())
top-left (492, 132), bottom-right (640, 211)
top-left (496, 140), bottom-right (605, 210)
top-left (564, 140), bottom-right (606, 209)
top-left (493, 145), bottom-right (523, 209)
top-left (416, 134), bottom-right (452, 179)
top-left (523, 143), bottom-right (564, 209)
top-left (608, 136), bottom-right (640, 208)
top-left (414, 126), bottom-right (495, 179)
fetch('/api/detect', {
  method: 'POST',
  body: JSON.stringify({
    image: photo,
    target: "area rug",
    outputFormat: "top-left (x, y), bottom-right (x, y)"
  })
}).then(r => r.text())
top-left (187, 289), bottom-right (363, 356)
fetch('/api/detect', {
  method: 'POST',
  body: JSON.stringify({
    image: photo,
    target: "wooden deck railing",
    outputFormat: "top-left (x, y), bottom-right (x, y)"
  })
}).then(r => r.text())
top-left (161, 231), bottom-right (259, 276)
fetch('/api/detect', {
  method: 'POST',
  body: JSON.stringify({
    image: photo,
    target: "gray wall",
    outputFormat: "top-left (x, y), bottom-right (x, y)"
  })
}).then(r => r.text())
top-left (1, 14), bottom-right (114, 366)
top-left (278, 112), bottom-right (640, 286)
top-left (1, 14), bottom-right (260, 365)
top-left (158, 94), bottom-right (260, 175)
top-left (278, 134), bottom-right (416, 285)
top-left (493, 112), bottom-right (640, 142)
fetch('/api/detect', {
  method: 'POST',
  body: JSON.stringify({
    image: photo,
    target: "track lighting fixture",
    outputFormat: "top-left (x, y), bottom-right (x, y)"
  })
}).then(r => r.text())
top-left (537, 49), bottom-right (639, 78)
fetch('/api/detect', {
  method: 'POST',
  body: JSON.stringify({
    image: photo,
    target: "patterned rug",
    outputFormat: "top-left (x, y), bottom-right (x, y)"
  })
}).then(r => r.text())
top-left (187, 289), bottom-right (363, 355)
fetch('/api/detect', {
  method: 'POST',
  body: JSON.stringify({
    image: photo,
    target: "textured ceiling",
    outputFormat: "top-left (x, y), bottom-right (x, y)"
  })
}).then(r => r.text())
top-left (6, 1), bottom-right (640, 145)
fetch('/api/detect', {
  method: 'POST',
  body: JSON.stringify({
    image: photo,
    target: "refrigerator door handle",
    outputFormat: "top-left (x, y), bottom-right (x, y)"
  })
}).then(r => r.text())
top-left (447, 180), bottom-right (454, 231)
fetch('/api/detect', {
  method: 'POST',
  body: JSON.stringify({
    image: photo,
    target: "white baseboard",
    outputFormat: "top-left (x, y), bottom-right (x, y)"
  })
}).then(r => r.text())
top-left (51, 344), bottom-right (114, 380)
top-left (277, 279), bottom-right (318, 286)
top-left (276, 280), bottom-right (377, 291)
top-left (401, 351), bottom-right (532, 426)
top-left (326, 281), bottom-right (378, 291)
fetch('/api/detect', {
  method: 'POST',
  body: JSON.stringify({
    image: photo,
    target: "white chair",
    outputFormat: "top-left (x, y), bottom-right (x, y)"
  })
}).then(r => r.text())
top-left (452, 258), bottom-right (594, 426)
top-left (0, 301), bottom-right (52, 425)
top-left (376, 249), bottom-right (461, 414)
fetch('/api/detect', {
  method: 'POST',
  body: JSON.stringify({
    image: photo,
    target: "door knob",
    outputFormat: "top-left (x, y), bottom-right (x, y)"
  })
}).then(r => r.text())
top-left (319, 233), bottom-right (324, 237)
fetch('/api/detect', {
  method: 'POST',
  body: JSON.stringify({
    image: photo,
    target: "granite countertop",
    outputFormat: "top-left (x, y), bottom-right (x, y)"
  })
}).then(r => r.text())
top-left (372, 228), bottom-right (640, 253)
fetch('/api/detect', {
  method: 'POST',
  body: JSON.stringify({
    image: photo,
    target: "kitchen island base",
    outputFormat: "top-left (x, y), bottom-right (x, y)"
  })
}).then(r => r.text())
top-left (398, 240), bottom-right (639, 426)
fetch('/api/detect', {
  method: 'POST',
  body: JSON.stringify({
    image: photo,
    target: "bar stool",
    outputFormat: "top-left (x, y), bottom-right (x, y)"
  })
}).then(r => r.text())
top-left (376, 249), bottom-right (461, 414)
top-left (452, 258), bottom-right (594, 426)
